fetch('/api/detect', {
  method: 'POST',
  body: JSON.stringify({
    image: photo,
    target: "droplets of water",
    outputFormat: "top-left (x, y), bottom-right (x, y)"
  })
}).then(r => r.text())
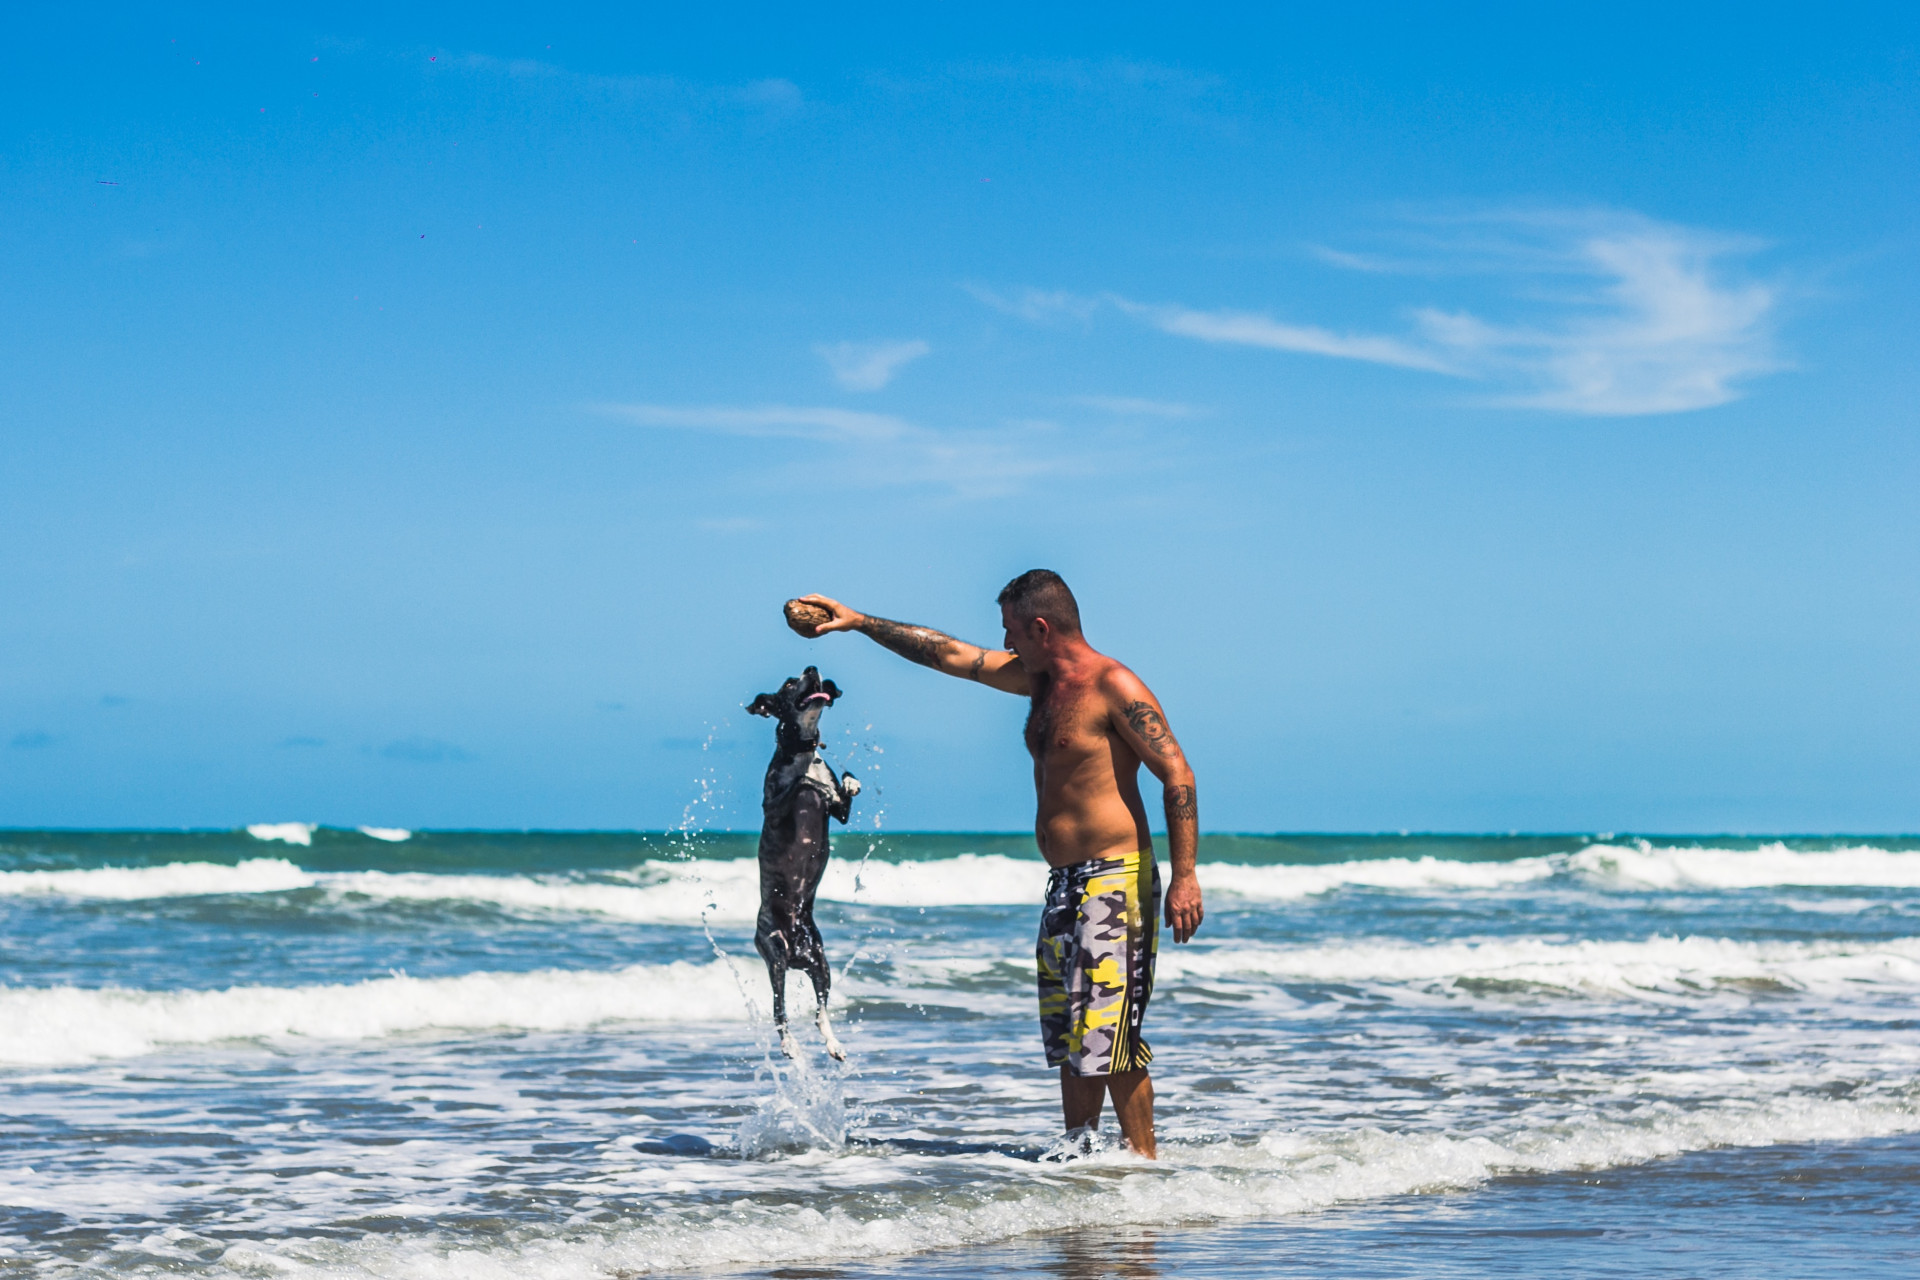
top-left (736, 1046), bottom-right (851, 1157)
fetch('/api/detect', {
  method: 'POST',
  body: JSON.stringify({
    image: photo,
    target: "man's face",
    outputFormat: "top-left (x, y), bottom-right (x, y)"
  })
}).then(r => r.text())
top-left (1001, 604), bottom-right (1047, 667)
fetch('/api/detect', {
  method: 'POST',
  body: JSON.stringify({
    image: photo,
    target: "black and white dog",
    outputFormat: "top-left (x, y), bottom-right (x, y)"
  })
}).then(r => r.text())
top-left (747, 666), bottom-right (860, 1060)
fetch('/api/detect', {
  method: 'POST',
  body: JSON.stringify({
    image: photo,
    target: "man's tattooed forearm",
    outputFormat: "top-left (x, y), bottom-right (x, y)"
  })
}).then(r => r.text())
top-left (1121, 700), bottom-right (1175, 756)
top-left (1165, 784), bottom-right (1197, 823)
top-left (859, 616), bottom-right (956, 670)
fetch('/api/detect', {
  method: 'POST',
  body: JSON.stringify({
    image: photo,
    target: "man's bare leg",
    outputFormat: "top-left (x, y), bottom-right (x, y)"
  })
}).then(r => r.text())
top-left (1106, 1069), bottom-right (1156, 1158)
top-left (1060, 1067), bottom-right (1106, 1132)
top-left (1060, 1067), bottom-right (1156, 1158)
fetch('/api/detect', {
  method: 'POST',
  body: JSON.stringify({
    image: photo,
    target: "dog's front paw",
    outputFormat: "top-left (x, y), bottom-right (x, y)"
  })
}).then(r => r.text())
top-left (841, 773), bottom-right (861, 798)
top-left (778, 1028), bottom-right (798, 1059)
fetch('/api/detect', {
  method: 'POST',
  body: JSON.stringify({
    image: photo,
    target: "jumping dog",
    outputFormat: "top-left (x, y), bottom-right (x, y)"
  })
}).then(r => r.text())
top-left (747, 666), bottom-right (860, 1059)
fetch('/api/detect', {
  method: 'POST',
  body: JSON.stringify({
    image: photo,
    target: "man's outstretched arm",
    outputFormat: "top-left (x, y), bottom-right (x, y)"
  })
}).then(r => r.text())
top-left (1103, 668), bottom-right (1203, 943)
top-left (796, 594), bottom-right (1029, 695)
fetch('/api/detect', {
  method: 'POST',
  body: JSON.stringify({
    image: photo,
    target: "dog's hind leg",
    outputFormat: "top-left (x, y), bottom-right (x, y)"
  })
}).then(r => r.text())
top-left (814, 1006), bottom-right (845, 1062)
top-left (806, 971), bottom-right (844, 1061)
top-left (796, 918), bottom-right (845, 1061)
top-left (754, 915), bottom-right (798, 1058)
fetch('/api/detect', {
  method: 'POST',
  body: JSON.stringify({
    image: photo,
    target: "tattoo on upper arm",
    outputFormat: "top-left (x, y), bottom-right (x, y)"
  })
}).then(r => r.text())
top-left (862, 616), bottom-right (955, 670)
top-left (967, 651), bottom-right (987, 682)
top-left (1166, 784), bottom-right (1197, 822)
top-left (1121, 699), bottom-right (1176, 757)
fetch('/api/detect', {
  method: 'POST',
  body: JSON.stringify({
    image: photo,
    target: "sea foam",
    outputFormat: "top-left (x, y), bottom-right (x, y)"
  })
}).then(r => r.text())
top-left (0, 858), bottom-right (313, 900)
top-left (8, 932), bottom-right (1916, 1068)
top-left (1202, 855), bottom-right (1558, 899)
top-left (0, 960), bottom-right (764, 1065)
top-left (1573, 841), bottom-right (1920, 889)
top-left (246, 823), bottom-right (317, 846)
top-left (4, 843), bottom-right (1917, 916)
top-left (217, 1090), bottom-right (1920, 1278)
top-left (1161, 934), bottom-right (1920, 1001)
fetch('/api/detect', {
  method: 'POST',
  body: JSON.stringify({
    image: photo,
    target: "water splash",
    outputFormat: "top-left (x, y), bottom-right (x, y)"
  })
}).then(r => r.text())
top-left (1036, 1124), bottom-right (1131, 1163)
top-left (736, 1045), bottom-right (850, 1157)
top-left (662, 718), bottom-right (771, 1037)
top-left (826, 722), bottom-right (899, 1041)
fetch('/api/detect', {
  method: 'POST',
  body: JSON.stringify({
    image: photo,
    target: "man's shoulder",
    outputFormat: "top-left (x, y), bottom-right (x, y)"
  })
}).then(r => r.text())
top-left (1093, 657), bottom-right (1153, 702)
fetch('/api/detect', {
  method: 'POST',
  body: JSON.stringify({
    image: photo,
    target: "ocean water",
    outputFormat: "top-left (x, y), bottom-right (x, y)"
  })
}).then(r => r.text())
top-left (1, 826), bottom-right (1917, 1277)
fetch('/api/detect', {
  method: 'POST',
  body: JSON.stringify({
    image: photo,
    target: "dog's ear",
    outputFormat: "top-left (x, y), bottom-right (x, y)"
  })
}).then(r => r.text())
top-left (822, 679), bottom-right (842, 703)
top-left (747, 694), bottom-right (777, 717)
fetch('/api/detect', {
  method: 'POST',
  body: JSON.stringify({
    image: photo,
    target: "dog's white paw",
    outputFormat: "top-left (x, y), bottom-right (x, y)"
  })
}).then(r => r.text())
top-left (817, 1009), bottom-right (847, 1061)
top-left (778, 1027), bottom-right (798, 1059)
top-left (841, 773), bottom-right (861, 798)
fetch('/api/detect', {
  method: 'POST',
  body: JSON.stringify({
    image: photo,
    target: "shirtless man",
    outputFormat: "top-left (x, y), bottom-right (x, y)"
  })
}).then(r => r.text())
top-left (798, 569), bottom-right (1201, 1158)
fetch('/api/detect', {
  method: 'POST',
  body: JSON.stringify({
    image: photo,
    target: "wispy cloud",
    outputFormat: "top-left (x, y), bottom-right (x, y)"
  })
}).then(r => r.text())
top-left (979, 209), bottom-right (1783, 416)
top-left (969, 282), bottom-right (1448, 371)
top-left (1117, 299), bottom-right (1456, 373)
top-left (815, 339), bottom-right (931, 391)
top-left (597, 403), bottom-right (911, 443)
top-left (597, 402), bottom-right (1079, 499)
top-left (1404, 214), bottom-right (1780, 414)
top-left (965, 284), bottom-right (1101, 323)
top-left (1305, 245), bottom-right (1401, 274)
top-left (1067, 395), bottom-right (1202, 418)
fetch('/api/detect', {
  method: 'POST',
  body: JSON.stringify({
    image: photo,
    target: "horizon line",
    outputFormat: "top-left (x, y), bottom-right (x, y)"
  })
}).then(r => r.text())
top-left (3, 826), bottom-right (1916, 840)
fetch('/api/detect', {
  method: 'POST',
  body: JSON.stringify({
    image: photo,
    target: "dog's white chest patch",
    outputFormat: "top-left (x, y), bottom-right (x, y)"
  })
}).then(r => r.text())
top-left (803, 754), bottom-right (840, 794)
top-left (764, 749), bottom-right (842, 807)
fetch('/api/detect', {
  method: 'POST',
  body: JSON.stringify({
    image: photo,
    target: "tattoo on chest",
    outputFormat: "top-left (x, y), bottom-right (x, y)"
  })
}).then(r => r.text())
top-left (1121, 700), bottom-right (1175, 757)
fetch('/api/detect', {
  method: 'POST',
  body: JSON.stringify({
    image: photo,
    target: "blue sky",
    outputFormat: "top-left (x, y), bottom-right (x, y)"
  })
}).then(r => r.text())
top-left (3, 4), bottom-right (1916, 832)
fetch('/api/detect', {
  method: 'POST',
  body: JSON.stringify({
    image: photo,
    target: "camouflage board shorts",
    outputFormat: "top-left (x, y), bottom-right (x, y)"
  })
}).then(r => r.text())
top-left (1037, 850), bottom-right (1160, 1076)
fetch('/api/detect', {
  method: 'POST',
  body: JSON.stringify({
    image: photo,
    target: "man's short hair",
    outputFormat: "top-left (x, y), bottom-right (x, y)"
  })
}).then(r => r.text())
top-left (997, 569), bottom-right (1082, 635)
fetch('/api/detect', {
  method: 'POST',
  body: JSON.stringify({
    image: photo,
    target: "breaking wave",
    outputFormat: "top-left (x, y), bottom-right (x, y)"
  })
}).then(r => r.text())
top-left (1204, 855), bottom-right (1557, 898)
top-left (0, 858), bottom-right (313, 899)
top-left (1204, 842), bottom-right (1920, 900)
top-left (1, 843), bottom-right (1915, 919)
top-left (246, 823), bottom-right (316, 846)
top-left (0, 855), bottom-right (1042, 920)
top-left (6, 933), bottom-right (1917, 1066)
top-left (0, 960), bottom-right (762, 1065)
top-left (1571, 841), bottom-right (1920, 889)
top-left (1160, 934), bottom-right (1920, 1000)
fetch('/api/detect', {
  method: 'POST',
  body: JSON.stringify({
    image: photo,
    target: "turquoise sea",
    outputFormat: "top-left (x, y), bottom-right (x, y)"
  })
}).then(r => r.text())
top-left (1, 826), bottom-right (1917, 1277)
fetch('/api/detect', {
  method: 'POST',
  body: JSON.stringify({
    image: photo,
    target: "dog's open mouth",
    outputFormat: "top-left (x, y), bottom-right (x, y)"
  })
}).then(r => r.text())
top-left (801, 692), bottom-right (832, 705)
